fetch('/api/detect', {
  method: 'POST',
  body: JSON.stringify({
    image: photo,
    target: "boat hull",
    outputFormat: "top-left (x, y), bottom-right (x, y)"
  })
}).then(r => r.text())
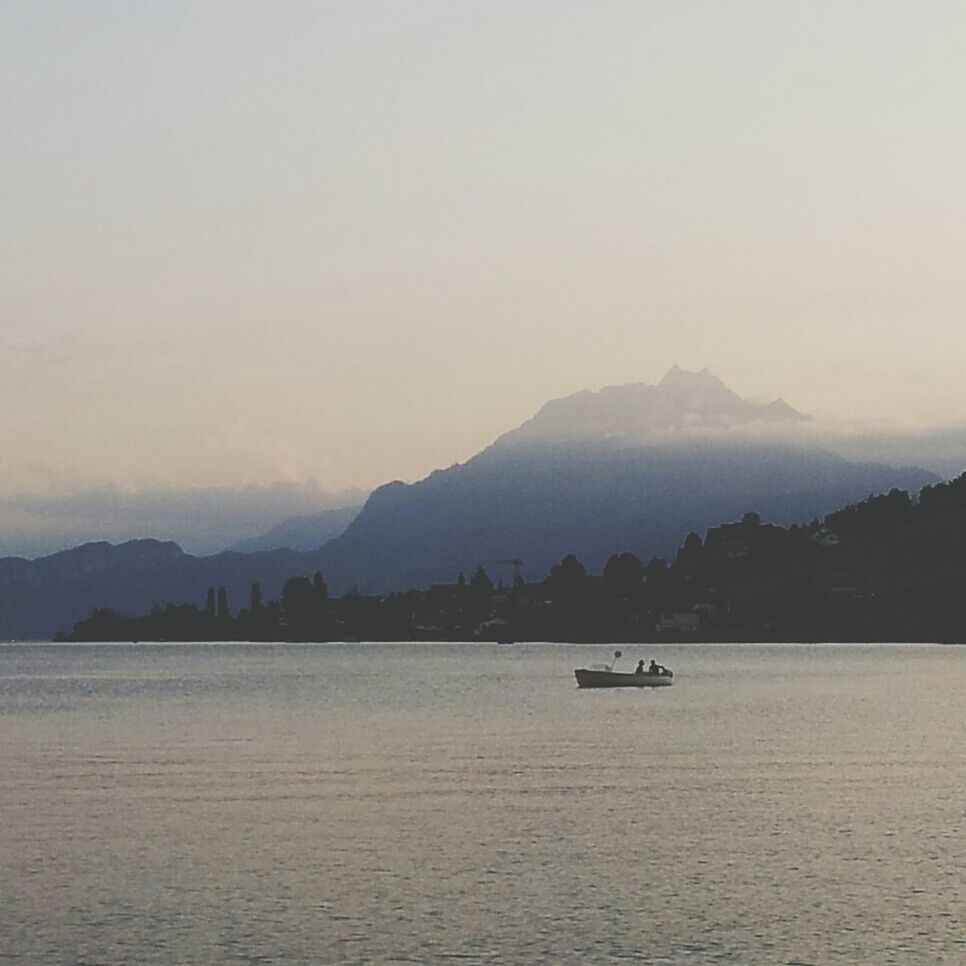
top-left (574, 668), bottom-right (674, 688)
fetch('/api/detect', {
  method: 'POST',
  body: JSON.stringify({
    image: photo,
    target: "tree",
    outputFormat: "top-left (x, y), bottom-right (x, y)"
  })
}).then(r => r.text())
top-left (281, 576), bottom-right (315, 636)
top-left (542, 553), bottom-right (595, 636)
top-left (204, 587), bottom-right (216, 619)
top-left (250, 582), bottom-right (262, 611)
top-left (468, 565), bottom-right (493, 595)
top-left (603, 552), bottom-right (644, 598)
top-left (643, 557), bottom-right (669, 601)
top-left (548, 553), bottom-right (586, 591)
top-left (311, 571), bottom-right (331, 636)
top-left (675, 532), bottom-right (703, 570)
top-left (216, 586), bottom-right (230, 621)
top-left (467, 565), bottom-right (493, 621)
top-left (827, 488), bottom-right (913, 538)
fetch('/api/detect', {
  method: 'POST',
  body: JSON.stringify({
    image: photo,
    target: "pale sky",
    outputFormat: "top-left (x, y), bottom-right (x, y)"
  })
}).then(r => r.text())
top-left (3, 0), bottom-right (966, 507)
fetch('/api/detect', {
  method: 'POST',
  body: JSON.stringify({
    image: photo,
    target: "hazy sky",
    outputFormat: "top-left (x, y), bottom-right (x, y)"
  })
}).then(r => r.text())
top-left (4, 0), bottom-right (966, 509)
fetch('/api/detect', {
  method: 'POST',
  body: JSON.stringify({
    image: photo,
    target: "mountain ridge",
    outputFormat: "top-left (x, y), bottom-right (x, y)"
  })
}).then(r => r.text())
top-left (0, 539), bottom-right (333, 640)
top-left (226, 505), bottom-right (361, 553)
top-left (0, 367), bottom-right (946, 638)
top-left (496, 365), bottom-right (808, 449)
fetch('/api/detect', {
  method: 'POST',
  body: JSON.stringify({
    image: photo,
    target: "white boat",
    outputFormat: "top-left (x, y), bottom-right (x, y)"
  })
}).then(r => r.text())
top-left (574, 667), bottom-right (674, 688)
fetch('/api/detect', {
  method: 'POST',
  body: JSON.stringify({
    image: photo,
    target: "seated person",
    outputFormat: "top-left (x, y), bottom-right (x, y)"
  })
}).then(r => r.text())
top-left (635, 660), bottom-right (646, 675)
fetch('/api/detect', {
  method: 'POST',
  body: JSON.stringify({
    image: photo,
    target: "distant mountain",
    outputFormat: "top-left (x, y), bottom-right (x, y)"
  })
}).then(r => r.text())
top-left (305, 368), bottom-right (937, 593)
top-left (821, 423), bottom-right (966, 480)
top-left (505, 365), bottom-right (807, 445)
top-left (65, 474), bottom-right (966, 645)
top-left (0, 540), bottom-right (332, 641)
top-left (0, 484), bottom-right (369, 560)
top-left (0, 367), bottom-right (944, 639)
top-left (227, 505), bottom-right (361, 553)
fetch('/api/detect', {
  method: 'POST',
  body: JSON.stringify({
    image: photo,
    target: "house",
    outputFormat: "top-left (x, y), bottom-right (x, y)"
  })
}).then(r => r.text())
top-left (657, 611), bottom-right (700, 633)
top-left (810, 527), bottom-right (840, 549)
top-left (704, 522), bottom-right (749, 559)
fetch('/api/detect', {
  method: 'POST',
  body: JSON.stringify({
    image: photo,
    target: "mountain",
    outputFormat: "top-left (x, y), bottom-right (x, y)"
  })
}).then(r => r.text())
top-left (226, 505), bottom-right (361, 553)
top-left (0, 540), bottom-right (332, 641)
top-left (0, 484), bottom-right (369, 560)
top-left (821, 423), bottom-right (966, 480)
top-left (0, 368), bottom-right (943, 639)
top-left (306, 368), bottom-right (937, 592)
top-left (505, 365), bottom-right (807, 444)
top-left (65, 474), bottom-right (966, 645)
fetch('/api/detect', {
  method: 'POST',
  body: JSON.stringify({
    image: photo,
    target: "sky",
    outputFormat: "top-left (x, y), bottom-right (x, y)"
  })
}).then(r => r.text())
top-left (2, 1), bottom-right (966, 553)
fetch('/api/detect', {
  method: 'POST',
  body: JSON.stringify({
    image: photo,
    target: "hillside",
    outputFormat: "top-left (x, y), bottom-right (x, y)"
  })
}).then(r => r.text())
top-left (227, 505), bottom-right (361, 552)
top-left (0, 540), bottom-right (332, 640)
top-left (307, 368), bottom-right (937, 592)
top-left (65, 474), bottom-right (966, 645)
top-left (0, 368), bottom-right (944, 638)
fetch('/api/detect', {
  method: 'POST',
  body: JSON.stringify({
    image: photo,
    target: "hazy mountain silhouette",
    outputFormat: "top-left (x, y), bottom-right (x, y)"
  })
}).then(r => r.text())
top-left (822, 423), bottom-right (966, 480)
top-left (0, 368), bottom-right (941, 639)
top-left (227, 505), bottom-right (361, 552)
top-left (306, 368), bottom-right (936, 592)
top-left (0, 483), bottom-right (368, 559)
top-left (0, 539), bottom-right (335, 640)
top-left (505, 365), bottom-right (807, 444)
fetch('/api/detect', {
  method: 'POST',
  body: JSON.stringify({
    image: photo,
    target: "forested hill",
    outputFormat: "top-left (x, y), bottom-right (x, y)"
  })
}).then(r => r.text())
top-left (0, 541), bottom-right (332, 641)
top-left (302, 367), bottom-right (937, 595)
top-left (656, 475), bottom-right (966, 642)
top-left (64, 473), bottom-right (966, 644)
top-left (0, 368), bottom-right (942, 639)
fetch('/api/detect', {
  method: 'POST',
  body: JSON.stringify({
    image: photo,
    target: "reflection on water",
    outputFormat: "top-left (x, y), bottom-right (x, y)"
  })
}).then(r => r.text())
top-left (1, 642), bottom-right (964, 963)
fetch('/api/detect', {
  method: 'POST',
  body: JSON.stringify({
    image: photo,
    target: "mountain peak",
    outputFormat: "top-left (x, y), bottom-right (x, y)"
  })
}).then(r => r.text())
top-left (660, 363), bottom-right (713, 384)
top-left (656, 365), bottom-right (739, 406)
top-left (498, 367), bottom-right (807, 448)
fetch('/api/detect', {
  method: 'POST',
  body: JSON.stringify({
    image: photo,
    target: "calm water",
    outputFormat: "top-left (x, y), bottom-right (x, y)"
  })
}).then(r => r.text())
top-left (1, 643), bottom-right (964, 964)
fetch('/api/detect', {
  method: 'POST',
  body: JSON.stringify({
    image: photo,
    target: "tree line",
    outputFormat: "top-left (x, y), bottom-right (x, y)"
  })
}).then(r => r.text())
top-left (60, 472), bottom-right (966, 643)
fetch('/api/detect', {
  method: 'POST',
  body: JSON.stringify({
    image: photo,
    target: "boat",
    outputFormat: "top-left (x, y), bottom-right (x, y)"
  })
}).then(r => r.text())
top-left (574, 667), bottom-right (674, 688)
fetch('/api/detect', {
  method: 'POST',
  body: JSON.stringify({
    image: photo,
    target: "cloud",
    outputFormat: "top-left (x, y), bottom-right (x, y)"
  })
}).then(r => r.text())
top-left (0, 481), bottom-right (367, 559)
top-left (819, 423), bottom-right (966, 480)
top-left (629, 421), bottom-right (966, 480)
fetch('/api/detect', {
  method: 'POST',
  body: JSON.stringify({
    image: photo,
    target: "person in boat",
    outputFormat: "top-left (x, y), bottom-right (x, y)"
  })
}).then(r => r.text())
top-left (635, 660), bottom-right (646, 675)
top-left (648, 659), bottom-right (660, 675)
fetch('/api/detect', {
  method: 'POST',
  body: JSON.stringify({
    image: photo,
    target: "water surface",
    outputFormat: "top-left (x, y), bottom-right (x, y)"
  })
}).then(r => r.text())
top-left (2, 642), bottom-right (964, 963)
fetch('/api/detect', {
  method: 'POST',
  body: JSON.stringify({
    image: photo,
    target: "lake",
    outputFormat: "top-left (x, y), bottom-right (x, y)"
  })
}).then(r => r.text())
top-left (1, 642), bottom-right (964, 964)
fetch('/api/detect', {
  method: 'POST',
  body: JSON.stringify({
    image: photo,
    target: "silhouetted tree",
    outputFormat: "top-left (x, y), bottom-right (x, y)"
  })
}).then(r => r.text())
top-left (918, 475), bottom-right (966, 515)
top-left (827, 488), bottom-right (913, 539)
top-left (217, 586), bottom-right (229, 621)
top-left (547, 553), bottom-right (586, 594)
top-left (311, 571), bottom-right (331, 636)
top-left (282, 576), bottom-right (316, 637)
top-left (262, 600), bottom-right (282, 637)
top-left (467, 565), bottom-right (493, 621)
top-left (603, 552), bottom-right (644, 598)
top-left (641, 557), bottom-right (670, 608)
top-left (468, 565), bottom-right (493, 595)
top-left (60, 467), bottom-right (966, 645)
top-left (546, 554), bottom-right (590, 630)
top-left (675, 532), bottom-right (704, 572)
